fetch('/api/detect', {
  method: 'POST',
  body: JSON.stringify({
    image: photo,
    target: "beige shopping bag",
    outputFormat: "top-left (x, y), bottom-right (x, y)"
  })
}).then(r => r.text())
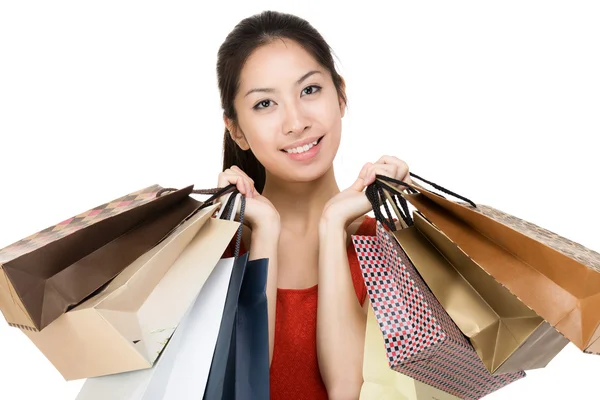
top-left (18, 203), bottom-right (240, 380)
top-left (393, 211), bottom-right (568, 375)
top-left (360, 304), bottom-right (461, 400)
top-left (377, 173), bottom-right (600, 355)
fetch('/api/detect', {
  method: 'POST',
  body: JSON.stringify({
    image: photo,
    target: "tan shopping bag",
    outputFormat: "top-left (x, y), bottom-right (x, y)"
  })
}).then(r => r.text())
top-left (17, 203), bottom-right (240, 380)
top-left (360, 304), bottom-right (461, 400)
top-left (376, 173), bottom-right (600, 355)
top-left (394, 211), bottom-right (568, 375)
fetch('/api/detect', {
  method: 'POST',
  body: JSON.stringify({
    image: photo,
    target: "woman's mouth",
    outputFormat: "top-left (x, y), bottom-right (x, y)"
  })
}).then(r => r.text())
top-left (281, 136), bottom-right (324, 161)
top-left (282, 136), bottom-right (324, 154)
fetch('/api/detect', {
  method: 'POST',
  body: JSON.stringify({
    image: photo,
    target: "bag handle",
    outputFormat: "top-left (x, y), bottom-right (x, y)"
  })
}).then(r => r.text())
top-left (377, 173), bottom-right (477, 208)
top-left (218, 192), bottom-right (245, 259)
top-left (157, 184), bottom-right (246, 258)
top-left (367, 172), bottom-right (477, 232)
top-left (156, 184), bottom-right (239, 208)
top-left (365, 178), bottom-right (414, 231)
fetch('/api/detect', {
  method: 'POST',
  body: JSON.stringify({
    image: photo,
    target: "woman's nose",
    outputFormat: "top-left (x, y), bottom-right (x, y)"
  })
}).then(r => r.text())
top-left (282, 100), bottom-right (311, 135)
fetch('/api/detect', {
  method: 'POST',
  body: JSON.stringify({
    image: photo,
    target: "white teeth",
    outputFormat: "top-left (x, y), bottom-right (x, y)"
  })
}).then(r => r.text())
top-left (286, 139), bottom-right (319, 154)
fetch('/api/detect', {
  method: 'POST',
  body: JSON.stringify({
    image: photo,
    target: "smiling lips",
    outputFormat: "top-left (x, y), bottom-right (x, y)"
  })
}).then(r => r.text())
top-left (281, 136), bottom-right (323, 153)
top-left (281, 136), bottom-right (324, 161)
top-left (284, 139), bottom-right (318, 154)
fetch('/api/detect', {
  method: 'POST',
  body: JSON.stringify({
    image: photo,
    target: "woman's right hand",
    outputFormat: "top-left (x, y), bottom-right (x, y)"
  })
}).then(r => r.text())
top-left (217, 165), bottom-right (280, 232)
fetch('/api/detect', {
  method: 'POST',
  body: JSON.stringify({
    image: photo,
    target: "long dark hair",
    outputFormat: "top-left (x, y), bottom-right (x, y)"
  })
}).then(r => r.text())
top-left (217, 10), bottom-right (347, 193)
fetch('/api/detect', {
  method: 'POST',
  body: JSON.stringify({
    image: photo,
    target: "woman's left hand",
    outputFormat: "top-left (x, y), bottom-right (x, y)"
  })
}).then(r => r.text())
top-left (321, 155), bottom-right (412, 229)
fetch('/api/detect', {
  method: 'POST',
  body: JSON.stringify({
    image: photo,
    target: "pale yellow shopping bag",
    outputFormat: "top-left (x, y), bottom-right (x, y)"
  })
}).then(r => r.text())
top-left (360, 304), bottom-right (461, 400)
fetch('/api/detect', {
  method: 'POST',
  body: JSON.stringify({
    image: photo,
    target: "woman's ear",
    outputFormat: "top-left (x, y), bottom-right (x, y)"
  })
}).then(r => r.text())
top-left (338, 75), bottom-right (347, 118)
top-left (223, 114), bottom-right (250, 150)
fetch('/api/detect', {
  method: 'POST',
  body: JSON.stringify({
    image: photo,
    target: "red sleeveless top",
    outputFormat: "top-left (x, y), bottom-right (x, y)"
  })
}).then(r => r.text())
top-left (221, 216), bottom-right (377, 399)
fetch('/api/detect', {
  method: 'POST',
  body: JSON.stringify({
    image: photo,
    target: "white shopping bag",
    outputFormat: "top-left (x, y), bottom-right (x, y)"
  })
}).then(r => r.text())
top-left (75, 256), bottom-right (236, 400)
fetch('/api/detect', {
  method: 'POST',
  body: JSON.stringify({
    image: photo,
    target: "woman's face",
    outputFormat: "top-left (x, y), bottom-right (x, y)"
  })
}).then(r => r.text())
top-left (231, 38), bottom-right (345, 184)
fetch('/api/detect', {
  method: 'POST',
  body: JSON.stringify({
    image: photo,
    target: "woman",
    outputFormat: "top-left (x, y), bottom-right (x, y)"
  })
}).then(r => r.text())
top-left (217, 10), bottom-right (411, 399)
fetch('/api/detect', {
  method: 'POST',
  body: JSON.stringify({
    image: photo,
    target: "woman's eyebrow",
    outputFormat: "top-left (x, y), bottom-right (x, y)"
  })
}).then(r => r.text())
top-left (296, 70), bottom-right (321, 85)
top-left (244, 70), bottom-right (322, 97)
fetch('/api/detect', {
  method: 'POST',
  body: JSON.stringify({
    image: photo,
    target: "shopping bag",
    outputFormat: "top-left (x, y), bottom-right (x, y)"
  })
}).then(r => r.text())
top-left (0, 184), bottom-right (197, 331)
top-left (75, 189), bottom-right (245, 398)
top-left (231, 256), bottom-right (269, 399)
top-left (360, 302), bottom-right (461, 400)
top-left (204, 195), bottom-right (270, 400)
top-left (15, 190), bottom-right (240, 380)
top-left (75, 256), bottom-right (236, 400)
top-left (352, 219), bottom-right (525, 399)
top-left (393, 210), bottom-right (568, 374)
top-left (154, 192), bottom-right (268, 400)
top-left (378, 173), bottom-right (600, 355)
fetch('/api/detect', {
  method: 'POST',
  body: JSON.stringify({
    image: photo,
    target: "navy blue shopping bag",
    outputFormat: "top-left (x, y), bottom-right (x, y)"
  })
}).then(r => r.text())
top-left (203, 193), bottom-right (270, 400)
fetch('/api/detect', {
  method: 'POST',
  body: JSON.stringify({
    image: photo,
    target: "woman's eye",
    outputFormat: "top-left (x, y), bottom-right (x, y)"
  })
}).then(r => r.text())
top-left (302, 85), bottom-right (321, 96)
top-left (254, 100), bottom-right (273, 110)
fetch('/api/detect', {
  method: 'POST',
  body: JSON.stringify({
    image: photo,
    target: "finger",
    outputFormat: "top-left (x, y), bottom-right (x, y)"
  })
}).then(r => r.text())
top-left (218, 169), bottom-right (235, 187)
top-left (350, 163), bottom-right (372, 191)
top-left (359, 162), bottom-right (372, 179)
top-left (235, 176), bottom-right (247, 196)
top-left (230, 165), bottom-right (254, 184)
top-left (366, 164), bottom-right (396, 185)
top-left (376, 155), bottom-right (400, 164)
top-left (228, 166), bottom-right (257, 197)
top-left (375, 156), bottom-right (409, 179)
top-left (350, 175), bottom-right (366, 192)
top-left (246, 180), bottom-right (254, 198)
top-left (376, 155), bottom-right (405, 167)
top-left (219, 170), bottom-right (258, 197)
top-left (400, 170), bottom-right (412, 187)
top-left (219, 172), bottom-right (248, 195)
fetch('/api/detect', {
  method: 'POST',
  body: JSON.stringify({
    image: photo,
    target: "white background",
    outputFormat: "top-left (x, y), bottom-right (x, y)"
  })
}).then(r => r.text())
top-left (1, 1), bottom-right (599, 399)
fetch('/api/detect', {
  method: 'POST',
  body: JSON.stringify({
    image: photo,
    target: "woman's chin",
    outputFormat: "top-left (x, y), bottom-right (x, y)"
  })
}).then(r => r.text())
top-left (285, 160), bottom-right (335, 184)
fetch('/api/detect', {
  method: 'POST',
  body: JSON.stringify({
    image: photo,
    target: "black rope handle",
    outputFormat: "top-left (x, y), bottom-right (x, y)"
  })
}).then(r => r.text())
top-left (365, 184), bottom-right (393, 230)
top-left (221, 190), bottom-right (239, 220)
top-left (157, 184), bottom-right (246, 258)
top-left (216, 191), bottom-right (246, 259)
top-left (234, 196), bottom-right (245, 258)
top-left (389, 190), bottom-right (413, 226)
top-left (365, 178), bottom-right (414, 231)
top-left (405, 172), bottom-right (477, 208)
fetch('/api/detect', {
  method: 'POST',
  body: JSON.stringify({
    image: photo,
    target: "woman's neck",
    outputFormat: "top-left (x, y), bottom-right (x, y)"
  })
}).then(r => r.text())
top-left (262, 167), bottom-right (340, 233)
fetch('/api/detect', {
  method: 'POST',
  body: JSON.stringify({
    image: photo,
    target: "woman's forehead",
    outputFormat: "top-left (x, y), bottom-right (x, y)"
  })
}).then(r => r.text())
top-left (239, 39), bottom-right (325, 91)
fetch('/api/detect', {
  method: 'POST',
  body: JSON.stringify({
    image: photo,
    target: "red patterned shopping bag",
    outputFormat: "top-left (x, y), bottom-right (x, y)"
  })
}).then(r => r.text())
top-left (353, 221), bottom-right (526, 399)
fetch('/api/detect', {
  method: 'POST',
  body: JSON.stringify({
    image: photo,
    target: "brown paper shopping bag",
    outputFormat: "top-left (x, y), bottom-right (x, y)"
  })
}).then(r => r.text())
top-left (361, 303), bottom-right (461, 400)
top-left (17, 202), bottom-right (240, 380)
top-left (0, 185), bottom-right (198, 331)
top-left (394, 211), bottom-right (568, 375)
top-left (377, 173), bottom-right (600, 355)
